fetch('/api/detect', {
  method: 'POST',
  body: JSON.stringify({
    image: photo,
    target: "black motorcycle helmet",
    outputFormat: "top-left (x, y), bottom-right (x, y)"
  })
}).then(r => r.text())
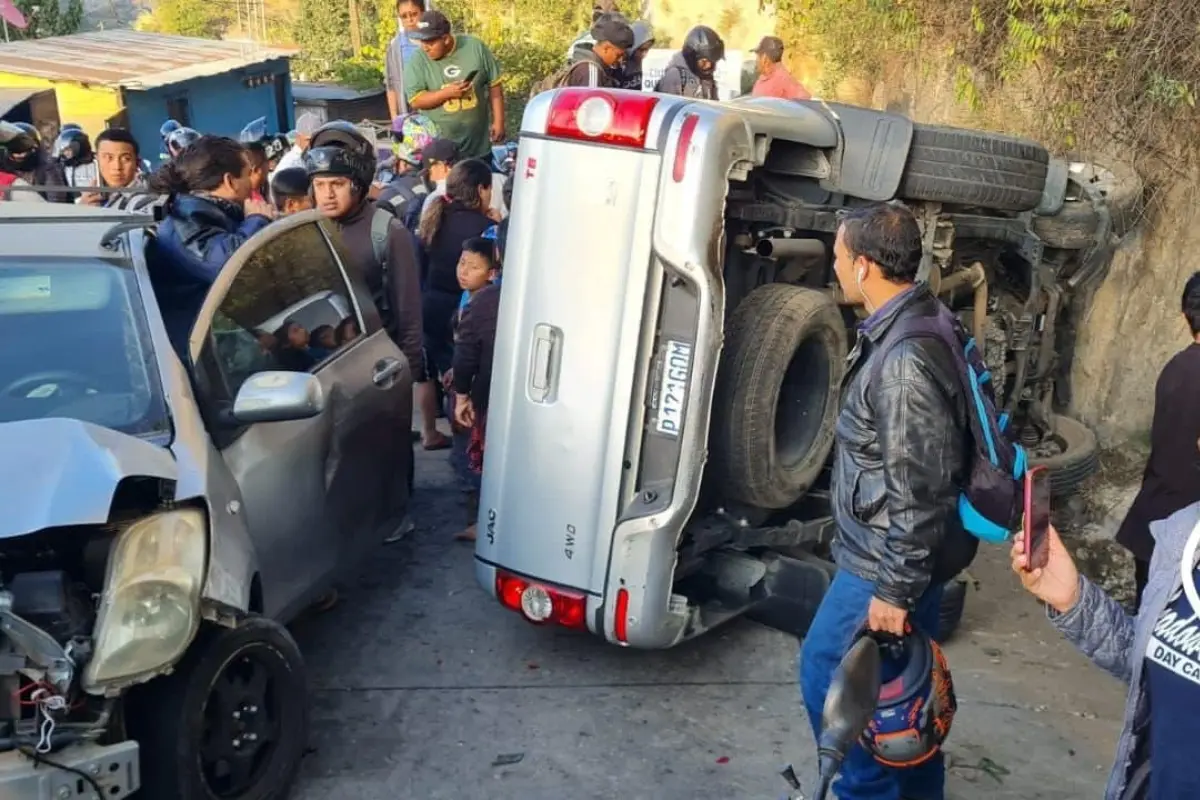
top-left (681, 24), bottom-right (725, 78)
top-left (53, 127), bottom-right (93, 167)
top-left (1, 121), bottom-right (40, 172)
top-left (304, 120), bottom-right (376, 191)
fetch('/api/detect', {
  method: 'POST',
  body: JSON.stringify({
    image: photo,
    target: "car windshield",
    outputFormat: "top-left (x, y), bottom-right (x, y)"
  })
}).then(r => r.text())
top-left (0, 257), bottom-right (170, 439)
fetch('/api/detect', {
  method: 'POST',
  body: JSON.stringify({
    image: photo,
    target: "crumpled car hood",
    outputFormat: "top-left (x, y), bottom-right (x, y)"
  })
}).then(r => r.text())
top-left (0, 418), bottom-right (177, 539)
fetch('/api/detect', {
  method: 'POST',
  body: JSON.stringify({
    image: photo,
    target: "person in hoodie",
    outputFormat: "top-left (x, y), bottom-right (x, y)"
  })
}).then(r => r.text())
top-left (617, 21), bottom-right (656, 90)
top-left (565, 0), bottom-right (620, 61)
top-left (563, 15), bottom-right (634, 88)
top-left (5, 122), bottom-right (68, 202)
top-left (656, 24), bottom-right (725, 100)
top-left (146, 135), bottom-right (275, 359)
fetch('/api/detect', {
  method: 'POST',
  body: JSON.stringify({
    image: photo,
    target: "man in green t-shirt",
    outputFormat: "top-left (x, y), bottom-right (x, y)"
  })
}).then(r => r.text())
top-left (404, 10), bottom-right (506, 160)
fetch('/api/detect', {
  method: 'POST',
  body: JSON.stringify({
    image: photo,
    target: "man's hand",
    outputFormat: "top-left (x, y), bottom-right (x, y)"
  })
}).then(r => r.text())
top-left (455, 394), bottom-right (475, 429)
top-left (80, 191), bottom-right (104, 207)
top-left (866, 596), bottom-right (908, 636)
top-left (443, 80), bottom-right (473, 101)
top-left (244, 197), bottom-right (277, 219)
top-left (490, 118), bottom-right (506, 144)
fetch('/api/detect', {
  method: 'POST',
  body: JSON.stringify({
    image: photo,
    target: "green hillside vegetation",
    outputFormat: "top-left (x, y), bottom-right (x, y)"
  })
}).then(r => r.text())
top-left (779, 0), bottom-right (1199, 173)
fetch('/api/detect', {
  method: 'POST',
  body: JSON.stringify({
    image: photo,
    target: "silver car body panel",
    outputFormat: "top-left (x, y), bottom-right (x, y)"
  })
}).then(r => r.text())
top-left (478, 90), bottom-right (806, 647)
top-left (0, 418), bottom-right (176, 540)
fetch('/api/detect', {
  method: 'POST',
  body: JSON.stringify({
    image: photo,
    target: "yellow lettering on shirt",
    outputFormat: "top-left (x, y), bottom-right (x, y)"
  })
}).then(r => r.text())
top-left (442, 85), bottom-right (478, 114)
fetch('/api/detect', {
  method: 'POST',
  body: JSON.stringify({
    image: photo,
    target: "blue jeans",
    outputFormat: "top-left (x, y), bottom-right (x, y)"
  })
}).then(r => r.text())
top-left (798, 570), bottom-right (945, 800)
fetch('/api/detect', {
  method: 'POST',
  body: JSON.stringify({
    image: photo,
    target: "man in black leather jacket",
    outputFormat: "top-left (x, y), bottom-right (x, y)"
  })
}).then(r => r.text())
top-left (798, 203), bottom-right (973, 800)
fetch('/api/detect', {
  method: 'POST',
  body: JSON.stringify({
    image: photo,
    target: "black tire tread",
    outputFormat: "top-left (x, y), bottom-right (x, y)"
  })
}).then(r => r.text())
top-left (712, 284), bottom-right (846, 510)
top-left (1033, 160), bottom-right (1145, 248)
top-left (900, 124), bottom-right (1050, 212)
top-left (1028, 413), bottom-right (1099, 497)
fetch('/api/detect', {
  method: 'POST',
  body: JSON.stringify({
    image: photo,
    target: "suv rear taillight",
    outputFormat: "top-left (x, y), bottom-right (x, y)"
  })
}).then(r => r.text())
top-left (496, 570), bottom-right (587, 629)
top-left (546, 89), bottom-right (659, 149)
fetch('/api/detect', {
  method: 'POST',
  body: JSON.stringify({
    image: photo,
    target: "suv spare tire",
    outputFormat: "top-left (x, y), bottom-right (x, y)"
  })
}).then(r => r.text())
top-left (712, 284), bottom-right (847, 509)
top-left (899, 124), bottom-right (1050, 212)
top-left (1032, 159), bottom-right (1145, 249)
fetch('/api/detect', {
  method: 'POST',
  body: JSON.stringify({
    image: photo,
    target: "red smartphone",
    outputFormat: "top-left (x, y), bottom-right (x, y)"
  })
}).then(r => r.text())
top-left (1023, 466), bottom-right (1051, 572)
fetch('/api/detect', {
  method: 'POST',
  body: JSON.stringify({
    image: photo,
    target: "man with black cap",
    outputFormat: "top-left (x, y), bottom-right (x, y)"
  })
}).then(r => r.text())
top-left (404, 10), bottom-right (505, 161)
top-left (418, 137), bottom-right (507, 220)
top-left (563, 15), bottom-right (635, 87)
top-left (751, 35), bottom-right (811, 100)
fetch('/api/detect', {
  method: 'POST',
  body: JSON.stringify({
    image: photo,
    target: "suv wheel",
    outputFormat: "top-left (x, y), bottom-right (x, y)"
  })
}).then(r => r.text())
top-left (1027, 413), bottom-right (1099, 497)
top-left (712, 284), bottom-right (847, 510)
top-left (899, 124), bottom-right (1050, 212)
top-left (126, 617), bottom-right (309, 800)
top-left (1033, 159), bottom-right (1144, 249)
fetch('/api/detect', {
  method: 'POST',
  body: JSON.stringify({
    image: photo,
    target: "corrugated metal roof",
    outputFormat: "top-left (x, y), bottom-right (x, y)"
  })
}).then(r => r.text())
top-left (0, 31), bottom-right (296, 90)
top-left (292, 82), bottom-right (384, 103)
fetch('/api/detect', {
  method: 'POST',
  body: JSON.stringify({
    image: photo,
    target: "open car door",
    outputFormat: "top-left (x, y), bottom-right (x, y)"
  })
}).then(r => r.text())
top-left (187, 211), bottom-right (413, 620)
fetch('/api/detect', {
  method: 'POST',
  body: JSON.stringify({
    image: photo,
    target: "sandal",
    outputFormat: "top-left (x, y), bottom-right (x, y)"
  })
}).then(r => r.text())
top-left (422, 433), bottom-right (451, 451)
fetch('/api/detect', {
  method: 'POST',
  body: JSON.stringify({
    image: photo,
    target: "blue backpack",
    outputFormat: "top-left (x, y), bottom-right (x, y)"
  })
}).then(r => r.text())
top-left (870, 302), bottom-right (1027, 543)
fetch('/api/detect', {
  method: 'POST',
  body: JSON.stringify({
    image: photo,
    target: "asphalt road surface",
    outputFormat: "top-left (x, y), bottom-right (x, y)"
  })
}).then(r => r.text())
top-left (290, 441), bottom-right (1122, 800)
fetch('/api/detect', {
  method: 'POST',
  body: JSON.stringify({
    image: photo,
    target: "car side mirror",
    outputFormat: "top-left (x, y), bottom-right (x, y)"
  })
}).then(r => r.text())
top-left (231, 371), bottom-right (324, 424)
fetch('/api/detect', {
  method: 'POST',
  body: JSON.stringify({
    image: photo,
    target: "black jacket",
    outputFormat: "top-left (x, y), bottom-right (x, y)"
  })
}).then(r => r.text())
top-left (422, 201), bottom-right (493, 295)
top-left (1115, 343), bottom-right (1200, 562)
top-left (831, 284), bottom-right (975, 610)
top-left (452, 283), bottom-right (500, 411)
top-left (148, 194), bottom-right (271, 359)
top-left (655, 52), bottom-right (718, 100)
top-left (565, 49), bottom-right (617, 88)
top-left (332, 199), bottom-right (424, 381)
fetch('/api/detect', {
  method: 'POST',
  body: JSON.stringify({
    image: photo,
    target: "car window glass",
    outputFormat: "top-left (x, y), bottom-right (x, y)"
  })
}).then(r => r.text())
top-left (211, 223), bottom-right (363, 397)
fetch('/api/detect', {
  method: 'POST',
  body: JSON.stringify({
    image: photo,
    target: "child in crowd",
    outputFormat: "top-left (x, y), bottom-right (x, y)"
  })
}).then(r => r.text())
top-left (270, 166), bottom-right (314, 215)
top-left (447, 236), bottom-right (501, 541)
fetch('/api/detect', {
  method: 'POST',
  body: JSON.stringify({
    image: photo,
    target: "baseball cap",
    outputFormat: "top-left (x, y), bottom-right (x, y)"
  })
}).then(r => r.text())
top-left (409, 10), bottom-right (451, 41)
top-left (422, 137), bottom-right (460, 165)
top-left (752, 35), bottom-right (785, 61)
top-left (591, 15), bottom-right (635, 50)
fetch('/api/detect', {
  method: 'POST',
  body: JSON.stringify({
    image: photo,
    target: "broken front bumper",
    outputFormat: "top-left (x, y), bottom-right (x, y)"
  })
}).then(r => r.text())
top-left (0, 740), bottom-right (139, 799)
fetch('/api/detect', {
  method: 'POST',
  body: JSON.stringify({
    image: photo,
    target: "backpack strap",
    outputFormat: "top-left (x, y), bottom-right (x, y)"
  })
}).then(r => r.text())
top-left (370, 205), bottom-right (394, 266)
top-left (867, 312), bottom-right (991, 453)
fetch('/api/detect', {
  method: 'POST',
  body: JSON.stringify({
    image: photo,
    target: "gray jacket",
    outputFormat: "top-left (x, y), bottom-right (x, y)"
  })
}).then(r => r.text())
top-left (1050, 501), bottom-right (1200, 800)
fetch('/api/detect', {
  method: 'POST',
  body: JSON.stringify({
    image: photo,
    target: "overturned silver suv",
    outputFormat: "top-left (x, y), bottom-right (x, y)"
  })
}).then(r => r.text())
top-left (477, 88), bottom-right (1137, 648)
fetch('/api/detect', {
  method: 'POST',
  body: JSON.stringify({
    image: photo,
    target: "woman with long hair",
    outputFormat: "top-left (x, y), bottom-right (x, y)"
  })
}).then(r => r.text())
top-left (147, 135), bottom-right (276, 359)
top-left (413, 157), bottom-right (495, 451)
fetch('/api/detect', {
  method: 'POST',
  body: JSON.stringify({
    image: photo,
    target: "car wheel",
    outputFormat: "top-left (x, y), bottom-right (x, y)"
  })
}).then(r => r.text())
top-left (935, 575), bottom-right (969, 644)
top-left (711, 284), bottom-right (848, 510)
top-left (125, 617), bottom-right (308, 800)
top-left (1027, 413), bottom-right (1099, 497)
top-left (898, 124), bottom-right (1050, 212)
top-left (1033, 159), bottom-right (1144, 249)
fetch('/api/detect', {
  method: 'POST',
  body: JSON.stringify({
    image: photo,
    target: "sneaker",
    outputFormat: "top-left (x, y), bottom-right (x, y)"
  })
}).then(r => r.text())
top-left (384, 513), bottom-right (416, 544)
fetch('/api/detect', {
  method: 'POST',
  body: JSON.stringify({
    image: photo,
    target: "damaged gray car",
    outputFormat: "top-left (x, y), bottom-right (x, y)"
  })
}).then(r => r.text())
top-left (0, 204), bottom-right (414, 799)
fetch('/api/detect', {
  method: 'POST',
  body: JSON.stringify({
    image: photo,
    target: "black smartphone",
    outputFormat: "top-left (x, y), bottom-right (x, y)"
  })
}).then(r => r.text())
top-left (462, 69), bottom-right (479, 84)
top-left (1023, 466), bottom-right (1051, 571)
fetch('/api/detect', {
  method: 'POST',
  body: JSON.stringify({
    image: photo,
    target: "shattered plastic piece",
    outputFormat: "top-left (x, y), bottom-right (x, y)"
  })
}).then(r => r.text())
top-left (492, 752), bottom-right (524, 767)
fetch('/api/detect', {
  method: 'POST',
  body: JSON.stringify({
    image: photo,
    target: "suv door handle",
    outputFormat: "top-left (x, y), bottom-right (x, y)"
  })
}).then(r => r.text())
top-left (372, 357), bottom-right (404, 387)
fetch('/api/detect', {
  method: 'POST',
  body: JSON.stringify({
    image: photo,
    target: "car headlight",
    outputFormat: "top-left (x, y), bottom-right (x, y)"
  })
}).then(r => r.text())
top-left (82, 508), bottom-right (207, 694)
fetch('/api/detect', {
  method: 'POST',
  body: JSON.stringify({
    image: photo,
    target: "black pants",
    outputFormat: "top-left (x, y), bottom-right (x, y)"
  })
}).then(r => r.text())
top-left (1133, 557), bottom-right (1151, 612)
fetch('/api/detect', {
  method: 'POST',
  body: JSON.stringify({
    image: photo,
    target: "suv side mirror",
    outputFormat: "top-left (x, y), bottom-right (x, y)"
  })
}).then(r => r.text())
top-left (231, 371), bottom-right (324, 424)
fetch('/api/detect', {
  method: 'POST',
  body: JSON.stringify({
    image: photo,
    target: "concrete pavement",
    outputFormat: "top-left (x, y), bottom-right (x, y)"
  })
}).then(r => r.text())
top-left (289, 444), bottom-right (1127, 800)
